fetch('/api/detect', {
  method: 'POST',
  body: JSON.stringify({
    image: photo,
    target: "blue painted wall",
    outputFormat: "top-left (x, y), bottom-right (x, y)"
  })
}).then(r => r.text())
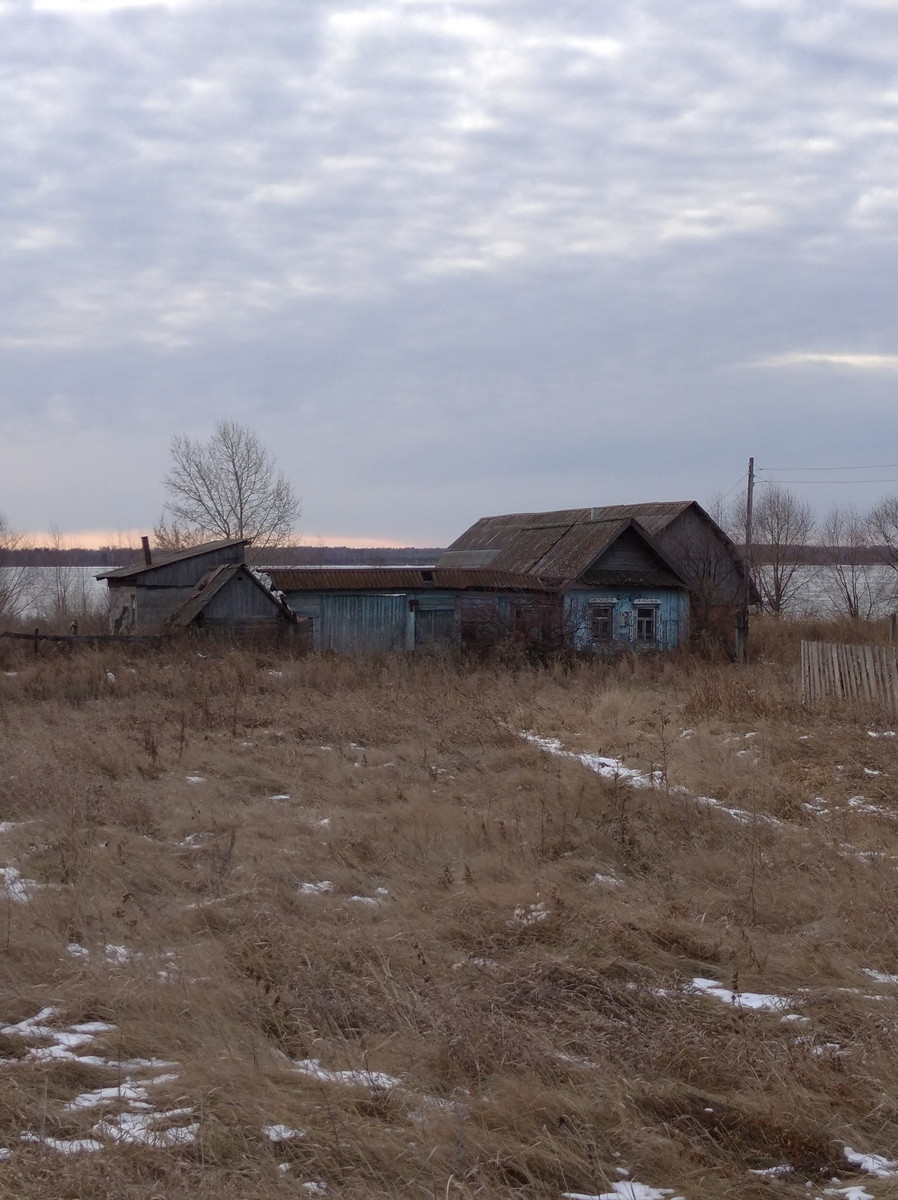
top-left (284, 585), bottom-right (689, 653)
top-left (563, 587), bottom-right (689, 651)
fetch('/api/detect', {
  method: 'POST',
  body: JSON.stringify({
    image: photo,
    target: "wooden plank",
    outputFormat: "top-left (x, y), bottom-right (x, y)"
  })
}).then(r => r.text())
top-left (874, 647), bottom-right (887, 711)
top-left (801, 641), bottom-right (810, 705)
top-left (834, 643), bottom-right (845, 701)
top-left (812, 640), bottom-right (822, 704)
top-left (863, 645), bottom-right (876, 704)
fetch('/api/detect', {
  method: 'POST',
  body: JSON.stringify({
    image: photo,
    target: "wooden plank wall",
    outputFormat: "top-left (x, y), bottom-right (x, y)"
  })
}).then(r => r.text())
top-left (801, 640), bottom-right (898, 714)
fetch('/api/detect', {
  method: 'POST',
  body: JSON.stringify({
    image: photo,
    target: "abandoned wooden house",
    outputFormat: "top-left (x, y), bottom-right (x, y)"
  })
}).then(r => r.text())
top-left (96, 501), bottom-right (748, 653)
top-left (440, 502), bottom-right (753, 650)
top-left (268, 568), bottom-right (554, 653)
top-left (97, 538), bottom-right (298, 635)
top-left (438, 513), bottom-right (691, 651)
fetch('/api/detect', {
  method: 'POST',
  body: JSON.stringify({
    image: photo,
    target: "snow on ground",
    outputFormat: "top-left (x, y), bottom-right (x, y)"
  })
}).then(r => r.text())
top-left (521, 731), bottom-right (781, 826)
top-left (521, 733), bottom-right (661, 790)
top-left (0, 1009), bottom-right (195, 1156)
top-left (522, 729), bottom-right (895, 829)
top-left (263, 1123), bottom-right (306, 1142)
top-left (292, 1058), bottom-right (401, 1092)
top-left (0, 865), bottom-right (45, 902)
top-left (0, 1007), bottom-right (322, 1161)
top-left (843, 1149), bottom-right (898, 1177)
top-left (687, 977), bottom-right (792, 1013)
top-left (862, 969), bottom-right (898, 984)
top-left (562, 1184), bottom-right (684, 1200)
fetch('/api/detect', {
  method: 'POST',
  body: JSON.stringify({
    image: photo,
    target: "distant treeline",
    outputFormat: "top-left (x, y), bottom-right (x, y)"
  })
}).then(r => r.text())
top-left (4, 546), bottom-right (446, 567)
top-left (753, 544), bottom-right (896, 565)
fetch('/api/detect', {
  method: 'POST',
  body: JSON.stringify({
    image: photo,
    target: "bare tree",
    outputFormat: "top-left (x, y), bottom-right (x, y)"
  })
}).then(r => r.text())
top-left (707, 490), bottom-right (744, 542)
top-left (868, 495), bottom-right (898, 575)
top-left (155, 420), bottom-right (300, 551)
top-left (818, 506), bottom-right (888, 619)
top-left (751, 485), bottom-right (815, 613)
top-left (0, 512), bottom-right (36, 622)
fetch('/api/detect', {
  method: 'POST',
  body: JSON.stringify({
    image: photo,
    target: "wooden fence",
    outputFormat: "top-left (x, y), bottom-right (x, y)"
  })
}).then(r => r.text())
top-left (0, 631), bottom-right (162, 651)
top-left (801, 640), bottom-right (898, 713)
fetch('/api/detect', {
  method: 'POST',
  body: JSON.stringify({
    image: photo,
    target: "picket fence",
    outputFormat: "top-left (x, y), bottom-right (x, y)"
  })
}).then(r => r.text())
top-left (801, 640), bottom-right (898, 714)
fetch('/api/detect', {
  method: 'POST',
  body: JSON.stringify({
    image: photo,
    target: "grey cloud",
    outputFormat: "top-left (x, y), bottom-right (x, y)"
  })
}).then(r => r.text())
top-left (1, 0), bottom-right (897, 539)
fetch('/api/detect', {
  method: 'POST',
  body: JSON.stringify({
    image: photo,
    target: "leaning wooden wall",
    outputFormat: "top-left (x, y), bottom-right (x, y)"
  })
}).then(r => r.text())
top-left (801, 640), bottom-right (898, 714)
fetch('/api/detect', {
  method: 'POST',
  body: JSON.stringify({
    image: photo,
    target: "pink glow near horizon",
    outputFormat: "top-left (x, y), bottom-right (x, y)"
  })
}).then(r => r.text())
top-left (23, 530), bottom-right (427, 551)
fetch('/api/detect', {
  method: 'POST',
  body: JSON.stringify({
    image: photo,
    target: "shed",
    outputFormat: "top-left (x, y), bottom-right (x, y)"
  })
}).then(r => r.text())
top-left (97, 538), bottom-right (252, 631)
top-left (268, 567), bottom-right (555, 654)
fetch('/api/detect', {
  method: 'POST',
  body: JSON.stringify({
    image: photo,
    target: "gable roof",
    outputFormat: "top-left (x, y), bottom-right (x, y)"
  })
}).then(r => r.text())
top-left (439, 511), bottom-right (689, 586)
top-left (167, 564), bottom-right (296, 626)
top-left (97, 538), bottom-right (251, 582)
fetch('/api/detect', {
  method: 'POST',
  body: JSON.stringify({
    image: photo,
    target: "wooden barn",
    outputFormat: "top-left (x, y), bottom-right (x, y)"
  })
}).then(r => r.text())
top-left (269, 568), bottom-right (554, 654)
top-left (440, 502), bottom-right (752, 650)
top-left (98, 538), bottom-right (298, 635)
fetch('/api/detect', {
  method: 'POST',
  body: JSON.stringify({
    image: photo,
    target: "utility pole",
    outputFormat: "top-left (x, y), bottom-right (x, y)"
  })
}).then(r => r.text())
top-left (741, 456), bottom-right (755, 663)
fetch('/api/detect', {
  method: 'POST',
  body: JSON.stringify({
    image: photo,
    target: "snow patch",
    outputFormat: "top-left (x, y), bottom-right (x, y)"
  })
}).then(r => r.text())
top-left (292, 1058), bottom-right (401, 1092)
top-left (509, 900), bottom-right (550, 926)
top-left (687, 977), bottom-right (791, 1013)
top-left (844, 1147), bottom-right (898, 1177)
top-left (263, 1123), bottom-right (306, 1142)
top-left (0, 866), bottom-right (44, 903)
top-left (562, 1183), bottom-right (684, 1200)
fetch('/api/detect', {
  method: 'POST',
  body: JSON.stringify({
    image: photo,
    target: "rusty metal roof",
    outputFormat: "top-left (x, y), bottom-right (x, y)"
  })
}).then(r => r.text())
top-left (438, 512), bottom-right (688, 585)
top-left (442, 503), bottom-right (695, 550)
top-left (269, 568), bottom-right (555, 593)
top-left (97, 537), bottom-right (250, 581)
top-left (529, 519), bottom-right (633, 577)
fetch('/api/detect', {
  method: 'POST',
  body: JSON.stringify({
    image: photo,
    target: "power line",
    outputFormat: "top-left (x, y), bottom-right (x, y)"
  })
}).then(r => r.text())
top-left (719, 473), bottom-right (747, 502)
top-left (759, 463), bottom-right (898, 472)
top-left (762, 477), bottom-right (898, 485)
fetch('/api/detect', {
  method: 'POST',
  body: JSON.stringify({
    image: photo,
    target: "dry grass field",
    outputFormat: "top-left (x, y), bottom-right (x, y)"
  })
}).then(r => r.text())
top-left (3, 621), bottom-right (898, 1200)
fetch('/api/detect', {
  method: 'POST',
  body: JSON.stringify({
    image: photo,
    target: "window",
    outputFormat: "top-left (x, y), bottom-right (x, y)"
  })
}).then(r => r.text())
top-left (590, 604), bottom-right (613, 643)
top-left (636, 605), bottom-right (657, 643)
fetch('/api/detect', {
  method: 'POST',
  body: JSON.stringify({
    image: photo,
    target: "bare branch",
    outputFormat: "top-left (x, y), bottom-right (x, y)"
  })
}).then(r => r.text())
top-left (751, 485), bottom-right (815, 614)
top-left (155, 420), bottom-right (300, 551)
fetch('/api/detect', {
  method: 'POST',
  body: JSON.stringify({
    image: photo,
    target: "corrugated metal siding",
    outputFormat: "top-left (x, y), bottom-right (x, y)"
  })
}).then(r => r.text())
top-left (274, 569), bottom-right (423, 590)
top-left (320, 594), bottom-right (408, 653)
top-left (271, 569), bottom-right (551, 592)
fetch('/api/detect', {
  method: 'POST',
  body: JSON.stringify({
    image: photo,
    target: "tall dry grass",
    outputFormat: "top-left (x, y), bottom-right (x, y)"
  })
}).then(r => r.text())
top-left (2, 628), bottom-right (898, 1197)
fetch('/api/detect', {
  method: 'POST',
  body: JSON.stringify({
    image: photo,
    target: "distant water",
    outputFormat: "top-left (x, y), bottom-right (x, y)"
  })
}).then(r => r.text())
top-left (3, 564), bottom-right (897, 624)
top-left (758, 564), bottom-right (898, 618)
top-left (0, 566), bottom-right (111, 622)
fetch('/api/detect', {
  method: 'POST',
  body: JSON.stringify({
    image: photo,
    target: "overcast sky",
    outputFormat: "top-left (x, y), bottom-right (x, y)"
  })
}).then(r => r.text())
top-left (2, 0), bottom-right (898, 546)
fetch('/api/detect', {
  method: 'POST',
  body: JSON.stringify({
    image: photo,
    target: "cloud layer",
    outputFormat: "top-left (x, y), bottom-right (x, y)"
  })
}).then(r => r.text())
top-left (2, 0), bottom-right (897, 541)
